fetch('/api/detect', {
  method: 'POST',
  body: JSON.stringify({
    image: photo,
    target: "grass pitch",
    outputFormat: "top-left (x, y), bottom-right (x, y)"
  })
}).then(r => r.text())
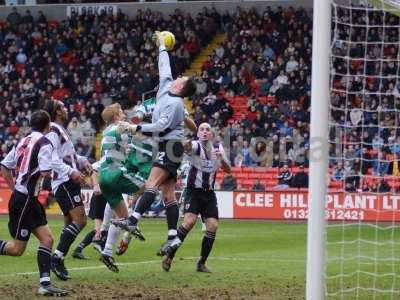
top-left (0, 217), bottom-right (305, 299)
top-left (0, 217), bottom-right (399, 299)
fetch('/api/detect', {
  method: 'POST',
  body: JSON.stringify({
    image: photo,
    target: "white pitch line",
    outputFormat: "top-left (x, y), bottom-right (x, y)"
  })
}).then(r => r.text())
top-left (0, 259), bottom-right (161, 278)
top-left (0, 256), bottom-right (305, 278)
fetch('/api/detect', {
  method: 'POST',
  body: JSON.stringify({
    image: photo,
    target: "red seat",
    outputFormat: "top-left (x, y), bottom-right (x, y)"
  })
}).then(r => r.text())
top-left (216, 172), bottom-right (225, 179)
top-left (234, 173), bottom-right (248, 179)
top-left (259, 173), bottom-right (273, 179)
top-left (329, 181), bottom-right (343, 188)
top-left (248, 173), bottom-right (261, 179)
top-left (240, 179), bottom-right (255, 187)
top-left (264, 180), bottom-right (278, 187)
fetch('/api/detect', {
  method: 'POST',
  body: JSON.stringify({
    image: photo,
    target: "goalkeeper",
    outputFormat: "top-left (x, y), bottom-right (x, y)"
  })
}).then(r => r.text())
top-left (114, 95), bottom-right (197, 257)
top-left (112, 31), bottom-right (197, 254)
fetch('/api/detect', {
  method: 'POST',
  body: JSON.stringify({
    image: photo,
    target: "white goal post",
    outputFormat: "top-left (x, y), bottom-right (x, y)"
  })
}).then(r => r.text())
top-left (306, 0), bottom-right (332, 299)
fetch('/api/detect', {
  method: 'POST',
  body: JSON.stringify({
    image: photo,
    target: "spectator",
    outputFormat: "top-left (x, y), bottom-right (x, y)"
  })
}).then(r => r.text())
top-left (332, 161), bottom-right (345, 181)
top-left (241, 140), bottom-right (254, 167)
top-left (16, 49), bottom-right (27, 65)
top-left (373, 152), bottom-right (389, 175)
top-left (276, 164), bottom-right (293, 188)
top-left (252, 179), bottom-right (265, 192)
top-left (344, 181), bottom-right (357, 192)
top-left (389, 153), bottom-right (400, 176)
top-left (7, 7), bottom-right (21, 29)
top-left (361, 182), bottom-right (370, 192)
top-left (377, 178), bottom-right (391, 193)
top-left (67, 117), bottom-right (84, 144)
top-left (290, 165), bottom-right (309, 188)
top-left (220, 174), bottom-right (238, 191)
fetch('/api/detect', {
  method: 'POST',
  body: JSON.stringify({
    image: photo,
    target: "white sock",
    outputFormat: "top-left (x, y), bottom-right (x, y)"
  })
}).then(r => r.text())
top-left (102, 224), bottom-right (120, 257)
top-left (122, 231), bottom-right (132, 244)
top-left (54, 249), bottom-right (64, 259)
top-left (101, 203), bottom-right (113, 232)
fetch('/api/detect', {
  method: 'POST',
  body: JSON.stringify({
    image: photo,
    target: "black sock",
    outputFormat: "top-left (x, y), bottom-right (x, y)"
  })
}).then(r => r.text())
top-left (199, 231), bottom-right (216, 264)
top-left (101, 230), bottom-right (108, 238)
top-left (165, 201), bottom-right (179, 240)
top-left (130, 188), bottom-right (158, 224)
top-left (75, 229), bottom-right (96, 253)
top-left (168, 225), bottom-right (189, 259)
top-left (177, 225), bottom-right (189, 242)
top-left (56, 223), bottom-right (81, 256)
top-left (0, 240), bottom-right (8, 255)
top-left (100, 230), bottom-right (108, 248)
top-left (38, 246), bottom-right (52, 286)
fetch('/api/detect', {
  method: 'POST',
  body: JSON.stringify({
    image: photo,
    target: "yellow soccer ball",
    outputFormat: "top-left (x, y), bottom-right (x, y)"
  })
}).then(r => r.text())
top-left (160, 31), bottom-right (176, 51)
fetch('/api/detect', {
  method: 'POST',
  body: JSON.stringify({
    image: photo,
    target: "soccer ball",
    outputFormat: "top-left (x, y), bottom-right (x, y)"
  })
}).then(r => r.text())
top-left (160, 31), bottom-right (176, 51)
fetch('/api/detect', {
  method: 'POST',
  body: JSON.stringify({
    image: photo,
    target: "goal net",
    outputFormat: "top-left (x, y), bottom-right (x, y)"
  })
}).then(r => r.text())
top-left (326, 0), bottom-right (400, 298)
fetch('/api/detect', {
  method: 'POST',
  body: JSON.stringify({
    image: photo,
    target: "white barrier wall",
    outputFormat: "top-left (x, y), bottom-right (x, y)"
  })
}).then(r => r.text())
top-left (77, 189), bottom-right (400, 221)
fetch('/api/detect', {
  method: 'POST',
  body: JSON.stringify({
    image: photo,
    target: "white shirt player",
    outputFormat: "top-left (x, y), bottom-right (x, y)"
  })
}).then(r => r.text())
top-left (185, 141), bottom-right (225, 190)
top-left (1, 131), bottom-right (53, 196)
top-left (46, 122), bottom-right (88, 193)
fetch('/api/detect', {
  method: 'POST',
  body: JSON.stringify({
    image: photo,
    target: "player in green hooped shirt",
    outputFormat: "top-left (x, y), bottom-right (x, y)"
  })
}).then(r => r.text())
top-left (98, 99), bottom-right (197, 271)
top-left (97, 102), bottom-right (153, 271)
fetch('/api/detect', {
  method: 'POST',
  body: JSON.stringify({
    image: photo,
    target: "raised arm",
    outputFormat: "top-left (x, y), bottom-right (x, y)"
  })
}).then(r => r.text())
top-left (154, 32), bottom-right (173, 98)
top-left (139, 102), bottom-right (182, 134)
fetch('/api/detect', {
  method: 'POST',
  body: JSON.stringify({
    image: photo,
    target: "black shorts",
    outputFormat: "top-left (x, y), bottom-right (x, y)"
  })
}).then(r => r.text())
top-left (153, 140), bottom-right (184, 180)
top-left (55, 179), bottom-right (83, 216)
top-left (8, 191), bottom-right (47, 241)
top-left (184, 188), bottom-right (219, 220)
top-left (88, 193), bottom-right (107, 220)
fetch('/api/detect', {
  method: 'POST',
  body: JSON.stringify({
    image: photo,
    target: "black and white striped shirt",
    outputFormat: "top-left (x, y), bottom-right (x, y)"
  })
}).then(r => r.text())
top-left (185, 141), bottom-right (224, 190)
top-left (1, 131), bottom-right (53, 196)
top-left (46, 122), bottom-right (87, 193)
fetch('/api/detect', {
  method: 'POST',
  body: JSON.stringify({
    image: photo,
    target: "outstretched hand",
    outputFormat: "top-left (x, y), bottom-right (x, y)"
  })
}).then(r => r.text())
top-left (117, 121), bottom-right (139, 135)
top-left (152, 31), bottom-right (165, 47)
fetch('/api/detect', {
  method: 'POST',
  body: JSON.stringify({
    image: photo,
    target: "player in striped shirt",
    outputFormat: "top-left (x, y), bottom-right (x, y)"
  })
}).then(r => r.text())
top-left (43, 100), bottom-right (91, 281)
top-left (162, 122), bottom-right (231, 272)
top-left (0, 110), bottom-right (68, 296)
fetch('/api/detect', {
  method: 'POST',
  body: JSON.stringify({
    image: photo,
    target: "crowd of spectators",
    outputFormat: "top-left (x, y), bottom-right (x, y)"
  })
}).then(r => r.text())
top-left (0, 6), bottom-right (214, 161)
top-left (191, 6), bottom-right (313, 172)
top-left (0, 5), bottom-right (398, 192)
top-left (191, 5), bottom-right (399, 191)
top-left (329, 5), bottom-right (400, 192)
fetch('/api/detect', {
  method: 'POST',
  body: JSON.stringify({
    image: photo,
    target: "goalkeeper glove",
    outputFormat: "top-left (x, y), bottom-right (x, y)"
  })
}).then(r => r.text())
top-left (152, 31), bottom-right (165, 48)
top-left (117, 122), bottom-right (141, 135)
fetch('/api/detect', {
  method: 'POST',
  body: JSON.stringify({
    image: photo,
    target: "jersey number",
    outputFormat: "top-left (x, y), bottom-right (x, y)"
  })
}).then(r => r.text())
top-left (157, 152), bottom-right (165, 162)
top-left (17, 137), bottom-right (32, 174)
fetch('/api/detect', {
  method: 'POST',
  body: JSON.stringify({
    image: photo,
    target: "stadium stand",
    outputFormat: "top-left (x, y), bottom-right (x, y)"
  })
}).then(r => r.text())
top-left (0, 6), bottom-right (398, 192)
top-left (0, 7), bottom-right (214, 160)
